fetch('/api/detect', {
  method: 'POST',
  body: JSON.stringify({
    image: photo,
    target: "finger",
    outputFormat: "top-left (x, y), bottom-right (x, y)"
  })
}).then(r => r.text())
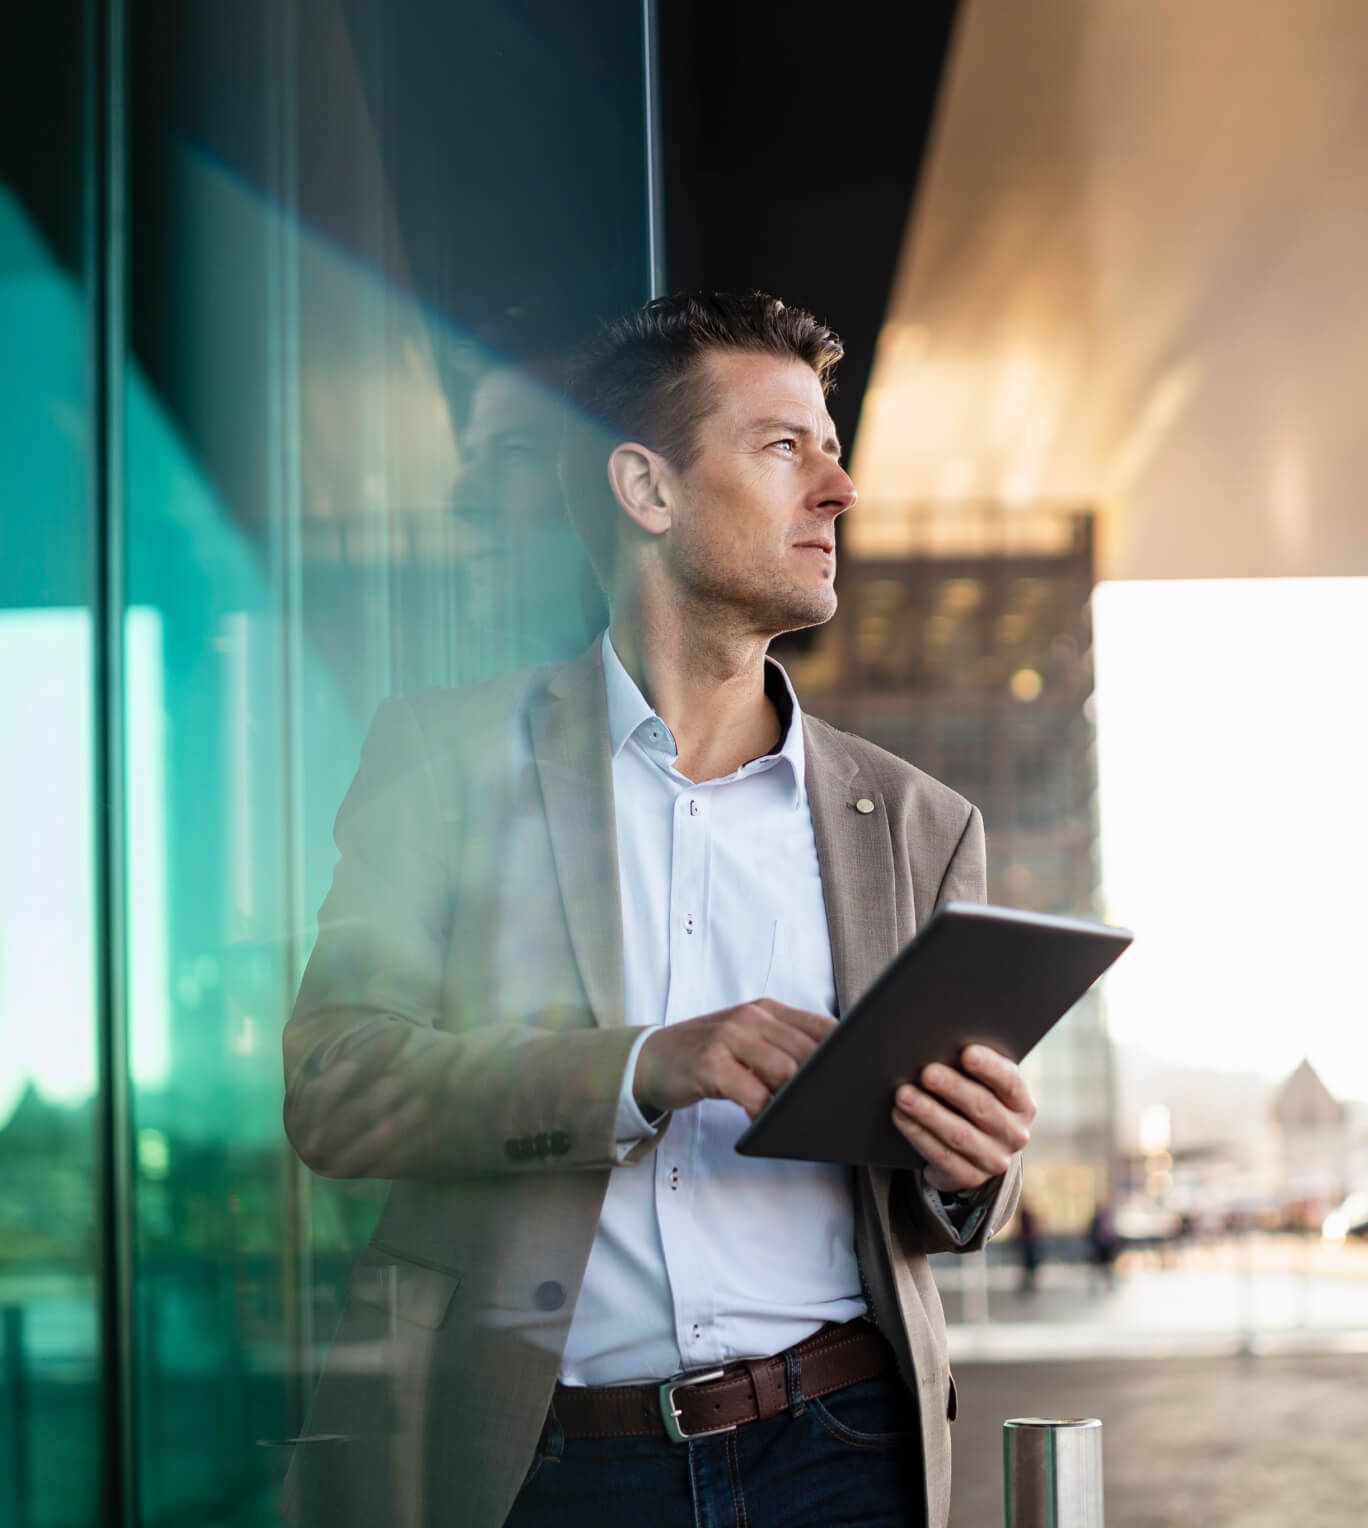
top-left (750, 1013), bottom-right (833, 1070)
top-left (959, 1045), bottom-right (1037, 1119)
top-left (729, 1030), bottom-right (810, 1095)
top-left (917, 1064), bottom-right (1031, 1152)
top-left (890, 1109), bottom-right (991, 1192)
top-left (717, 1007), bottom-right (828, 1074)
top-left (750, 999), bottom-right (838, 1045)
top-left (293, 1057), bottom-right (362, 1120)
top-left (330, 1093), bottom-right (428, 1178)
top-left (707, 1015), bottom-right (808, 1093)
top-left (895, 1084), bottom-right (1015, 1178)
top-left (331, 1074), bottom-right (407, 1126)
top-left (307, 1075), bottom-right (411, 1171)
top-left (307, 1057), bottom-right (388, 1119)
top-left (301, 1052), bottom-right (359, 1089)
top-left (710, 1053), bottom-right (775, 1120)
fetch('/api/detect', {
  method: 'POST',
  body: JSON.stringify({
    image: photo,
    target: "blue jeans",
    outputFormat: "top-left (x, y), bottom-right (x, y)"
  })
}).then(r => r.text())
top-left (502, 1359), bottom-right (928, 1528)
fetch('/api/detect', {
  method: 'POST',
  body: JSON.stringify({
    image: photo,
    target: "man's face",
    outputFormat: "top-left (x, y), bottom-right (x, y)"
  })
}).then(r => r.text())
top-left (454, 365), bottom-right (565, 536)
top-left (660, 350), bottom-right (857, 636)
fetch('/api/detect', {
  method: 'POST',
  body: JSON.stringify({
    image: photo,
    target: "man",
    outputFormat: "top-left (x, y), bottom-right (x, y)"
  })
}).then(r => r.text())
top-left (281, 293), bottom-right (1033, 1528)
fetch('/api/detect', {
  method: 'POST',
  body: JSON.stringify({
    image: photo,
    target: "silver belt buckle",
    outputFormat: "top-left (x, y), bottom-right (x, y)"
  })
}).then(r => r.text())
top-left (657, 1367), bottom-right (735, 1444)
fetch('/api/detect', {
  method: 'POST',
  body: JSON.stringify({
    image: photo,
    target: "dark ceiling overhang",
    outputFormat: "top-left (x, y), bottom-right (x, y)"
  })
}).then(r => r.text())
top-left (656, 0), bottom-right (961, 466)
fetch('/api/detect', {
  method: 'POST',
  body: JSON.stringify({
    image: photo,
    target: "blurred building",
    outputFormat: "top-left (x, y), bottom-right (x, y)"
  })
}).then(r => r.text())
top-left (1272, 1058), bottom-right (1350, 1211)
top-left (790, 504), bottom-right (1115, 1232)
top-left (1112, 1051), bottom-right (1368, 1231)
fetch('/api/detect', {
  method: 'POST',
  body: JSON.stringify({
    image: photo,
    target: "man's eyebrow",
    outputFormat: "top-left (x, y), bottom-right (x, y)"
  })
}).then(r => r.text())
top-left (747, 418), bottom-right (844, 461)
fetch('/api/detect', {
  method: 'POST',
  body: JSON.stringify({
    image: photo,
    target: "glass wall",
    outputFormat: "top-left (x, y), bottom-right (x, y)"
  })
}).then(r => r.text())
top-left (1, 6), bottom-right (104, 1525)
top-left (2, 3), bottom-right (653, 1523)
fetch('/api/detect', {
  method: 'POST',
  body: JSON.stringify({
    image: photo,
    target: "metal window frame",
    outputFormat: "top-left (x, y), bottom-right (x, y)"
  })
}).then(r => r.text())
top-left (88, 0), bottom-right (136, 1522)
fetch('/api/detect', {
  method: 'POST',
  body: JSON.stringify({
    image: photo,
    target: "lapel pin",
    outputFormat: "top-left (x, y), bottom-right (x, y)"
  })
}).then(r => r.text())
top-left (855, 798), bottom-right (875, 815)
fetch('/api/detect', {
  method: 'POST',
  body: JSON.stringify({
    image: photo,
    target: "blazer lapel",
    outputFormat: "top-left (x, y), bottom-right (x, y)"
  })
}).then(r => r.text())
top-left (804, 717), bottom-right (911, 1376)
top-left (803, 716), bottom-right (901, 1016)
top-left (529, 644), bottom-right (627, 1029)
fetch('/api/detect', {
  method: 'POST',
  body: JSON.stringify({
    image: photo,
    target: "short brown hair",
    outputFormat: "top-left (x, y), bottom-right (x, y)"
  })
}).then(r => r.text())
top-left (561, 291), bottom-right (843, 582)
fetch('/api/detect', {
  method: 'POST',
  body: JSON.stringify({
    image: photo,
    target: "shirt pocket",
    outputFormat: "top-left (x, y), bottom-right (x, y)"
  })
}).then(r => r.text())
top-left (759, 920), bottom-right (837, 1017)
top-left (759, 919), bottom-right (781, 999)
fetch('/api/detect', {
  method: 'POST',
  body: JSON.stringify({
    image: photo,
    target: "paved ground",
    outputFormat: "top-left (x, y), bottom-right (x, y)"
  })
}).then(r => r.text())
top-left (937, 1236), bottom-right (1368, 1358)
top-left (948, 1352), bottom-right (1368, 1527)
top-left (942, 1244), bottom-right (1368, 1524)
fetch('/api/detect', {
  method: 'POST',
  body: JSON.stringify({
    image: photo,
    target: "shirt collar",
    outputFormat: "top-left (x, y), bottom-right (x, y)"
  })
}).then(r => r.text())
top-left (601, 629), bottom-right (807, 807)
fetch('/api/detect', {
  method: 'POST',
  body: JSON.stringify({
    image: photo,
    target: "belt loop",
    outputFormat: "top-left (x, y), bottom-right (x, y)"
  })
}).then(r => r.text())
top-left (783, 1346), bottom-right (805, 1415)
top-left (541, 1396), bottom-right (566, 1461)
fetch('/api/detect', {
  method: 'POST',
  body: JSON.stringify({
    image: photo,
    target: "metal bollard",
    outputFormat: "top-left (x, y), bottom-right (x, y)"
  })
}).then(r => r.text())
top-left (1003, 1417), bottom-right (1104, 1527)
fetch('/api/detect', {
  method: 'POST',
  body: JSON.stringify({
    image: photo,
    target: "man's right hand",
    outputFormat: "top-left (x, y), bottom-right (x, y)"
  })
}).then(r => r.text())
top-left (632, 999), bottom-right (836, 1121)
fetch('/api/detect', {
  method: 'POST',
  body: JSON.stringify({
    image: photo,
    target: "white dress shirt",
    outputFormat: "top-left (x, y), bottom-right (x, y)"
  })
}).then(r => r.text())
top-left (556, 633), bottom-right (867, 1386)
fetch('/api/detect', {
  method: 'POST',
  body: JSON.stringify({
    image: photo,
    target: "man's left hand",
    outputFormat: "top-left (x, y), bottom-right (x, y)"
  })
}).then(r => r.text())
top-left (891, 1045), bottom-right (1036, 1193)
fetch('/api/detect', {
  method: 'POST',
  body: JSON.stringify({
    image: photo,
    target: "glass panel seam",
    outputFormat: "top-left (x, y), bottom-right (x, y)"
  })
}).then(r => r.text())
top-left (642, 0), bottom-right (666, 297)
top-left (87, 0), bottom-right (136, 1522)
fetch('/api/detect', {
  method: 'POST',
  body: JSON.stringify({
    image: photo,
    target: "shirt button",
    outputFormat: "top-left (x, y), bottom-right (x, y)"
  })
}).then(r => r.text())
top-left (689, 799), bottom-right (699, 816)
top-left (684, 914), bottom-right (694, 934)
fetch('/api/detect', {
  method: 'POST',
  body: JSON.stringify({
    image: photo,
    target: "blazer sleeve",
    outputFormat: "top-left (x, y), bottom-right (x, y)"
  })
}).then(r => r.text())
top-left (892, 802), bottom-right (1023, 1253)
top-left (282, 696), bottom-right (667, 1180)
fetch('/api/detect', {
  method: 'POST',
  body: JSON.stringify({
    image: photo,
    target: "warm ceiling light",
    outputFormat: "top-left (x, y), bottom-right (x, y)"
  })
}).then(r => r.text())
top-left (1010, 668), bottom-right (1044, 701)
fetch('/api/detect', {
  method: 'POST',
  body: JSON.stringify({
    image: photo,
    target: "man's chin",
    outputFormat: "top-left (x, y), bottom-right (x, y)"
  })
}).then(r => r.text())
top-left (762, 587), bottom-right (838, 638)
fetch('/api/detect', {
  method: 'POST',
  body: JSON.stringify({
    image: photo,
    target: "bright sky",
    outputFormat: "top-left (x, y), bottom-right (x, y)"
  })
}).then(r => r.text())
top-left (1091, 578), bottom-right (1368, 1100)
top-left (0, 607), bottom-right (167, 1128)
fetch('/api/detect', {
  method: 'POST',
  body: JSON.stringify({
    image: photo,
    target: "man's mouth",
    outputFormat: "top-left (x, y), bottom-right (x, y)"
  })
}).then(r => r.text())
top-left (794, 539), bottom-right (835, 557)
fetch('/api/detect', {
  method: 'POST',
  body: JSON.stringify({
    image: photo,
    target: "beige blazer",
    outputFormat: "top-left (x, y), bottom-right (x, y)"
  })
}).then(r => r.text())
top-left (280, 641), bottom-right (1021, 1528)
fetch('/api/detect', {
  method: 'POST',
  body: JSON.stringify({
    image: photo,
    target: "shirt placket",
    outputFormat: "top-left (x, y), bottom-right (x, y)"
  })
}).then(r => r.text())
top-left (656, 776), bottom-right (716, 1371)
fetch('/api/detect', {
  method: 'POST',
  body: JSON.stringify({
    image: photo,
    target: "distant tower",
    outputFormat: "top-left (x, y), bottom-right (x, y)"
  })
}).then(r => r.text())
top-left (1271, 1057), bottom-right (1347, 1212)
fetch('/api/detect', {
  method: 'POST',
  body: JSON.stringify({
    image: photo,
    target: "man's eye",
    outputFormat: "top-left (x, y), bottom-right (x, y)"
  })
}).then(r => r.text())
top-left (771, 439), bottom-right (798, 454)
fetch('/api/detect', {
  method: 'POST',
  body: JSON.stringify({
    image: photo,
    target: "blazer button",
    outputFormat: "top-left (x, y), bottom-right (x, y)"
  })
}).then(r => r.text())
top-left (504, 1138), bottom-right (521, 1161)
top-left (550, 1131), bottom-right (571, 1155)
top-left (535, 1281), bottom-right (566, 1311)
top-left (534, 1132), bottom-right (551, 1157)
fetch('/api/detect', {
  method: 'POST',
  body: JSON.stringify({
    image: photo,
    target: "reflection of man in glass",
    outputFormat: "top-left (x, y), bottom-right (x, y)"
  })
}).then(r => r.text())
top-left (450, 357), bottom-right (605, 680)
top-left (282, 294), bottom-right (1034, 1528)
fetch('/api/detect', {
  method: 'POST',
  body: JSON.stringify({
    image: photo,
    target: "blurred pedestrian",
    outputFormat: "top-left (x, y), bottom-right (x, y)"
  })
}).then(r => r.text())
top-left (1017, 1201), bottom-right (1043, 1293)
top-left (1089, 1201), bottom-right (1119, 1290)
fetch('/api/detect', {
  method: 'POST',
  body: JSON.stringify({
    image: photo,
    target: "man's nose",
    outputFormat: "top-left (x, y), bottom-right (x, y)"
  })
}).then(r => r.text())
top-left (818, 462), bottom-right (858, 518)
top-left (452, 453), bottom-right (498, 523)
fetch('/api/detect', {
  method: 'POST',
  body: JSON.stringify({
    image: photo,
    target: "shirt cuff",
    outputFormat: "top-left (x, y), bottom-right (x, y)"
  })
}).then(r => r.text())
top-left (612, 1026), bottom-right (665, 1158)
top-left (918, 1173), bottom-right (994, 1243)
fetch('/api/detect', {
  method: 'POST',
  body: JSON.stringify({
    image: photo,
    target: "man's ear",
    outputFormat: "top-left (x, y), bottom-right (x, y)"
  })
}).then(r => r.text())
top-left (607, 442), bottom-right (673, 536)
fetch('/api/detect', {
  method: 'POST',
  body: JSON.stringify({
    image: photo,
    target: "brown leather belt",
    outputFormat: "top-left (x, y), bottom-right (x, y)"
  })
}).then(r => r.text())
top-left (552, 1318), bottom-right (895, 1443)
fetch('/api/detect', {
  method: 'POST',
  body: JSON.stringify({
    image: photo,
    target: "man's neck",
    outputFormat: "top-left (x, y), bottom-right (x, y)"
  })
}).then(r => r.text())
top-left (608, 600), bottom-right (782, 784)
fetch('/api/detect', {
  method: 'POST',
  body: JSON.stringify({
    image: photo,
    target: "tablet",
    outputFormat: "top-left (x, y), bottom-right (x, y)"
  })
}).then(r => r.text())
top-left (734, 901), bottom-right (1132, 1170)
